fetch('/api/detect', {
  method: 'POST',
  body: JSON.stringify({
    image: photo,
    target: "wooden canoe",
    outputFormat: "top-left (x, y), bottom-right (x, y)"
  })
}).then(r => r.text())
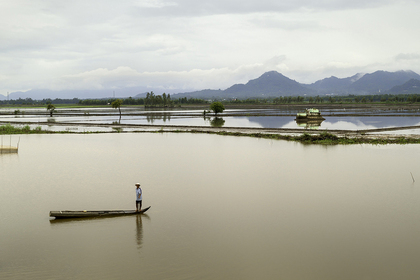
top-left (50, 206), bottom-right (151, 219)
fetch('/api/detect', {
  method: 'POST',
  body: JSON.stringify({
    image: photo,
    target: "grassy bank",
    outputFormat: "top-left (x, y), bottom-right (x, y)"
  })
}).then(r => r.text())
top-left (0, 123), bottom-right (51, 134)
top-left (187, 130), bottom-right (420, 145)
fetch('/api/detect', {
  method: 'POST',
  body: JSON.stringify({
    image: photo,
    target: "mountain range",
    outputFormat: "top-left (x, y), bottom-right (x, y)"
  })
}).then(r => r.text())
top-left (170, 70), bottom-right (420, 99)
top-left (2, 70), bottom-right (420, 101)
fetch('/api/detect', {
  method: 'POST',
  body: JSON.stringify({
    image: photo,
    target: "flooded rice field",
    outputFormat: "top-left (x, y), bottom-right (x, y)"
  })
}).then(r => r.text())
top-left (1, 133), bottom-right (420, 280)
top-left (1, 106), bottom-right (420, 135)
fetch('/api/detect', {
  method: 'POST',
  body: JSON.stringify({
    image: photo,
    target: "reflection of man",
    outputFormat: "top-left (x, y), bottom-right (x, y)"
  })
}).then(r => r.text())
top-left (135, 183), bottom-right (142, 212)
top-left (136, 215), bottom-right (143, 248)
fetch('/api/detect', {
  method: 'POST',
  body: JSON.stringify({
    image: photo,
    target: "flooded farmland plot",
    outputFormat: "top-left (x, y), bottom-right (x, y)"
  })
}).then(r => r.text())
top-left (1, 133), bottom-right (420, 280)
top-left (1, 106), bottom-right (420, 135)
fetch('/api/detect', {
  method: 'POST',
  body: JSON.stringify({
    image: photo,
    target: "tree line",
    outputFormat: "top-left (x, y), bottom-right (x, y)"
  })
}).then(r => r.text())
top-left (78, 92), bottom-right (208, 107)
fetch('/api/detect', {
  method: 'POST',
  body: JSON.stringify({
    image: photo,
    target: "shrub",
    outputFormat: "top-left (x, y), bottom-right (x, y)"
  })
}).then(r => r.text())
top-left (210, 102), bottom-right (225, 115)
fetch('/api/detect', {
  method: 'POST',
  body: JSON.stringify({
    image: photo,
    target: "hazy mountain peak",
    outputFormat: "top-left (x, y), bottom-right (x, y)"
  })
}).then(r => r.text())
top-left (351, 73), bottom-right (365, 82)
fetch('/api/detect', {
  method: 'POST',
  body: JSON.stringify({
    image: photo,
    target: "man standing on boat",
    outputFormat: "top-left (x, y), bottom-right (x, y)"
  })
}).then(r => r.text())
top-left (135, 183), bottom-right (142, 212)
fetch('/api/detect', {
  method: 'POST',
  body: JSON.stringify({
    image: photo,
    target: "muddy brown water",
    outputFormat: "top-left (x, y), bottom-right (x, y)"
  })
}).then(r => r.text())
top-left (1, 133), bottom-right (420, 280)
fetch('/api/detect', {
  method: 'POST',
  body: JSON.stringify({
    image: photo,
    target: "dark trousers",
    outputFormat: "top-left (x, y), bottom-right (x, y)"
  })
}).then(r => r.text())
top-left (136, 200), bottom-right (142, 210)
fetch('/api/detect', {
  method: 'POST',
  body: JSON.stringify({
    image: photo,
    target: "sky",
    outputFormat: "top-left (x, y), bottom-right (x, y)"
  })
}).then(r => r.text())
top-left (1, 0), bottom-right (420, 97)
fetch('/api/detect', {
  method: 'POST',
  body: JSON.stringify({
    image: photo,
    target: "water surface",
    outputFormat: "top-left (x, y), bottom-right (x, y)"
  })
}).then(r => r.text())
top-left (1, 133), bottom-right (420, 279)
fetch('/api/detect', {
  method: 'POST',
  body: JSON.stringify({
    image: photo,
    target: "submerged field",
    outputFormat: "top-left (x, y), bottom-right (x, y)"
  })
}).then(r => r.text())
top-left (1, 103), bottom-right (420, 144)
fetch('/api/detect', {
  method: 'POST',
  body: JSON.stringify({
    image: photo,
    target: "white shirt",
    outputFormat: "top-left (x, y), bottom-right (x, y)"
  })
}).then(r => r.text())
top-left (136, 187), bottom-right (142, 201)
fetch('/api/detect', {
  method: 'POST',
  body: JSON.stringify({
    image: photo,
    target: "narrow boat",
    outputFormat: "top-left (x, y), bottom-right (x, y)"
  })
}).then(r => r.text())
top-left (296, 108), bottom-right (325, 121)
top-left (50, 206), bottom-right (151, 219)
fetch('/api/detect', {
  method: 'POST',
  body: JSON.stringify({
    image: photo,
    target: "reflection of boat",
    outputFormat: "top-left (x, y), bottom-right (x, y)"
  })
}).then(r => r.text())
top-left (296, 108), bottom-right (325, 121)
top-left (296, 119), bottom-right (324, 129)
top-left (50, 206), bottom-right (151, 219)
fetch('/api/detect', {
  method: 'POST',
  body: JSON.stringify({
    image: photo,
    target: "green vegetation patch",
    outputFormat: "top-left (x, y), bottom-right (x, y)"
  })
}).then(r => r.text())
top-left (187, 130), bottom-right (420, 145)
top-left (0, 123), bottom-right (51, 134)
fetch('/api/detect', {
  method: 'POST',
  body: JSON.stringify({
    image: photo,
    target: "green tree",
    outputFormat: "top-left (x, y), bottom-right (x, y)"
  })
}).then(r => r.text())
top-left (111, 99), bottom-right (123, 119)
top-left (162, 93), bottom-right (167, 107)
top-left (210, 101), bottom-right (225, 115)
top-left (46, 103), bottom-right (56, 117)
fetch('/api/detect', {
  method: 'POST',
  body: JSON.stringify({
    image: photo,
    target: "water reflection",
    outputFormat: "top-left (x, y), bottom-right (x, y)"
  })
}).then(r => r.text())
top-left (3, 134), bottom-right (420, 280)
top-left (210, 117), bottom-right (225, 127)
top-left (47, 117), bottom-right (56, 125)
top-left (0, 152), bottom-right (19, 157)
top-left (146, 114), bottom-right (171, 124)
top-left (48, 215), bottom-right (127, 224)
top-left (136, 214), bottom-right (150, 249)
top-left (295, 119), bottom-right (324, 129)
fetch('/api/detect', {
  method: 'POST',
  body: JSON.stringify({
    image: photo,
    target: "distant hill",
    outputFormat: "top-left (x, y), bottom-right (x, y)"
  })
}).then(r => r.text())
top-left (3, 86), bottom-right (194, 101)
top-left (4, 70), bottom-right (420, 100)
top-left (349, 70), bottom-right (420, 94)
top-left (223, 71), bottom-right (315, 98)
top-left (305, 70), bottom-right (420, 95)
top-left (172, 71), bottom-right (315, 99)
top-left (173, 70), bottom-right (420, 99)
top-left (386, 79), bottom-right (420, 94)
top-left (4, 88), bottom-right (152, 100)
top-left (306, 74), bottom-right (364, 94)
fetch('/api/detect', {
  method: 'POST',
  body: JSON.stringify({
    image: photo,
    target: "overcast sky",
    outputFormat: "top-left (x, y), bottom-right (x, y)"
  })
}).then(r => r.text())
top-left (1, 0), bottom-right (420, 96)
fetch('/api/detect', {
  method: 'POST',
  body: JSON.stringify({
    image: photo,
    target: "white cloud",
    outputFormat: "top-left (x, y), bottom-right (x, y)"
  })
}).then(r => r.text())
top-left (53, 60), bottom-right (284, 92)
top-left (133, 0), bottom-right (178, 8)
top-left (395, 53), bottom-right (420, 61)
top-left (0, 0), bottom-right (420, 96)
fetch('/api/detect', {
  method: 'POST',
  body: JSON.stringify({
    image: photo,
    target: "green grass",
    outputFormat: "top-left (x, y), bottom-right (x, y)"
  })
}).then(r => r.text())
top-left (187, 130), bottom-right (420, 145)
top-left (0, 123), bottom-right (47, 134)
